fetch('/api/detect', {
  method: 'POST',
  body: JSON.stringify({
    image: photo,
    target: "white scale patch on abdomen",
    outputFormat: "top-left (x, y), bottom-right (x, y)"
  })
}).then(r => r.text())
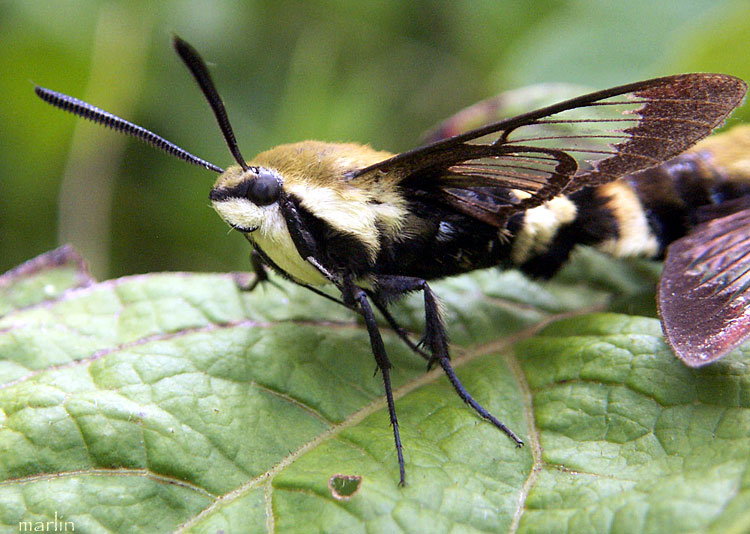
top-left (597, 181), bottom-right (660, 258)
top-left (511, 195), bottom-right (578, 264)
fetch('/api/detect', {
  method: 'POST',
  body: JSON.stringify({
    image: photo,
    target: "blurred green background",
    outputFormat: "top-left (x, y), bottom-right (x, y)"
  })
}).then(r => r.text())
top-left (2, 0), bottom-right (749, 280)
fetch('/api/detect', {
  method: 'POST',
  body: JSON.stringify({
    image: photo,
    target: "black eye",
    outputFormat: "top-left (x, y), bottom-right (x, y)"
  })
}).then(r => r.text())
top-left (247, 168), bottom-right (281, 206)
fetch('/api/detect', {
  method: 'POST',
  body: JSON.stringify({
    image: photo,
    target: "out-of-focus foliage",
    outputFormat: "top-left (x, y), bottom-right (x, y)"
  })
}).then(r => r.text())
top-left (2, 0), bottom-right (749, 278)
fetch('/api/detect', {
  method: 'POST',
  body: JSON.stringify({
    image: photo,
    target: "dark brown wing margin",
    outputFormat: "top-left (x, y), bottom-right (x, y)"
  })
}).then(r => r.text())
top-left (575, 74), bottom-right (747, 191)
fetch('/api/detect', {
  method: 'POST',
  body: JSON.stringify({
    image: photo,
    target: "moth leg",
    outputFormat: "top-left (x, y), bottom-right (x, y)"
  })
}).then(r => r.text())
top-left (371, 297), bottom-right (431, 362)
top-left (342, 277), bottom-right (407, 486)
top-left (376, 275), bottom-right (524, 447)
top-left (373, 276), bottom-right (450, 368)
top-left (438, 356), bottom-right (523, 447)
top-left (248, 249), bottom-right (269, 286)
top-left (234, 249), bottom-right (284, 292)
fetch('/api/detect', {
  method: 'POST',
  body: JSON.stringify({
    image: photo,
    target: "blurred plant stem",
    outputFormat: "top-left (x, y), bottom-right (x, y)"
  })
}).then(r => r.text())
top-left (56, 3), bottom-right (154, 279)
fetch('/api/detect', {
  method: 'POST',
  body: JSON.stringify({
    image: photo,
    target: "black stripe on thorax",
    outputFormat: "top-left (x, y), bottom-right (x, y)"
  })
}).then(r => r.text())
top-left (286, 194), bottom-right (375, 278)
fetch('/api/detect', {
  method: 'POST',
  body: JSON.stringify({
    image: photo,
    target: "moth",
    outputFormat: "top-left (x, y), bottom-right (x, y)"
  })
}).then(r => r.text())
top-left (35, 36), bottom-right (747, 485)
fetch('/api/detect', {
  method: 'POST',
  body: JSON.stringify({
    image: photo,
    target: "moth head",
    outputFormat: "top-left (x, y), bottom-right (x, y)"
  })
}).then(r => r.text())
top-left (210, 165), bottom-right (283, 233)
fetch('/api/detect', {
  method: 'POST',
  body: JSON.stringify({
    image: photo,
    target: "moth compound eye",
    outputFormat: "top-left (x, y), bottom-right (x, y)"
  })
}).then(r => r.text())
top-left (247, 169), bottom-right (281, 206)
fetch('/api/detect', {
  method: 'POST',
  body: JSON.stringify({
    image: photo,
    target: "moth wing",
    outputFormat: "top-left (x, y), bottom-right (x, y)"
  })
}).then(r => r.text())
top-left (658, 206), bottom-right (750, 367)
top-left (352, 74), bottom-right (746, 227)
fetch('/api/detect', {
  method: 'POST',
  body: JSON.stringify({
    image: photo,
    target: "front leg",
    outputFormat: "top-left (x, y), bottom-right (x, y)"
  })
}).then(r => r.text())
top-left (234, 249), bottom-right (282, 292)
top-left (279, 195), bottom-right (408, 483)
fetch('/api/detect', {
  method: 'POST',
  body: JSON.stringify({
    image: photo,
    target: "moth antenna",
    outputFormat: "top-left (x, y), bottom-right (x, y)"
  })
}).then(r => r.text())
top-left (173, 35), bottom-right (249, 171)
top-left (34, 85), bottom-right (224, 174)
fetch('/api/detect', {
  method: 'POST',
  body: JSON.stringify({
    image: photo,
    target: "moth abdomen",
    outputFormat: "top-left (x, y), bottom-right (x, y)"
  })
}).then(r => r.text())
top-left (510, 126), bottom-right (750, 279)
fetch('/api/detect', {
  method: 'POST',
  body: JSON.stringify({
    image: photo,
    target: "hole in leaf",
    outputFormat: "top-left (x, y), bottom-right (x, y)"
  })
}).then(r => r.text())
top-left (328, 474), bottom-right (362, 500)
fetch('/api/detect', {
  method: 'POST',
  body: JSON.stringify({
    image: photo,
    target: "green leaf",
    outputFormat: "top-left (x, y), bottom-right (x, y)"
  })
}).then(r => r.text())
top-left (0, 246), bottom-right (748, 533)
top-left (0, 245), bottom-right (94, 316)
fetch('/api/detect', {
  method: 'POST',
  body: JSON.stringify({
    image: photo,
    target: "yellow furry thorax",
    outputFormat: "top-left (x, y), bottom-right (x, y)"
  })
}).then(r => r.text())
top-left (210, 141), bottom-right (409, 285)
